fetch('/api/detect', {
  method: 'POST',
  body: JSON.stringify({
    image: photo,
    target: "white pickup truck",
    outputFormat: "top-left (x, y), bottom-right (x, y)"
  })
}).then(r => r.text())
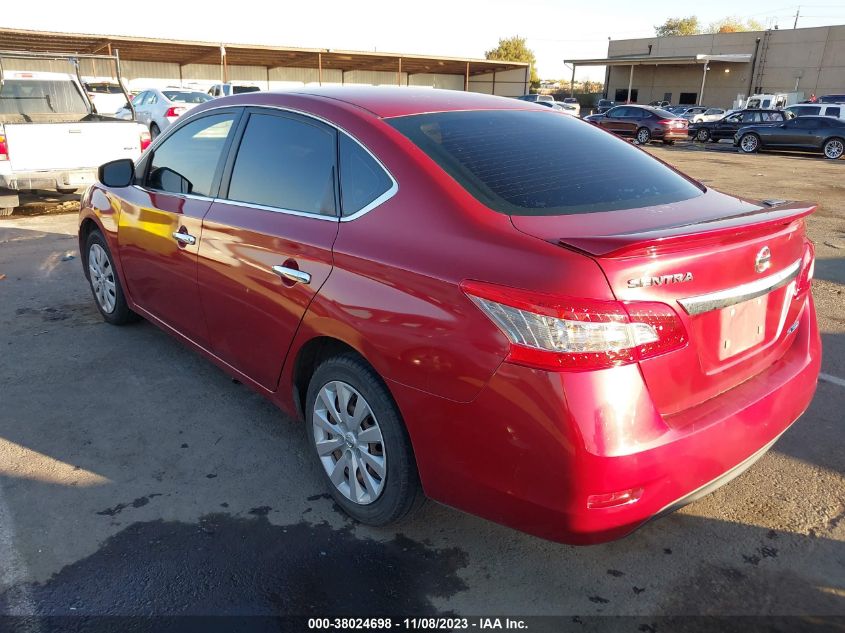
top-left (0, 70), bottom-right (150, 216)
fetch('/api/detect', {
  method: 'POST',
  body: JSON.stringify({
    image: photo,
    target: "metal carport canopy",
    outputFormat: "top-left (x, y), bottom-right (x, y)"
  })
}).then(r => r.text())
top-left (564, 53), bottom-right (752, 105)
top-left (0, 27), bottom-right (528, 88)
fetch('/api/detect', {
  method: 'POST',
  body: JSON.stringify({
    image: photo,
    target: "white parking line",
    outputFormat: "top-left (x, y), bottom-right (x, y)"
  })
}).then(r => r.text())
top-left (0, 482), bottom-right (39, 619)
top-left (819, 373), bottom-right (845, 389)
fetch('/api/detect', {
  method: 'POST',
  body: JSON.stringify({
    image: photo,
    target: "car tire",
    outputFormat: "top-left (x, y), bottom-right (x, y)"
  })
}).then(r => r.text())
top-left (85, 230), bottom-right (137, 325)
top-left (696, 128), bottom-right (711, 142)
top-left (0, 207), bottom-right (13, 217)
top-left (636, 127), bottom-right (651, 144)
top-left (823, 137), bottom-right (844, 160)
top-left (305, 353), bottom-right (424, 526)
top-left (739, 133), bottom-right (760, 153)
top-left (150, 123), bottom-right (161, 139)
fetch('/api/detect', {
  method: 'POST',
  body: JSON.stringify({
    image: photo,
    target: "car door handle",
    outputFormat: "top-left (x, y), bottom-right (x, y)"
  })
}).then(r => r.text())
top-left (272, 265), bottom-right (311, 285)
top-left (172, 231), bottom-right (196, 246)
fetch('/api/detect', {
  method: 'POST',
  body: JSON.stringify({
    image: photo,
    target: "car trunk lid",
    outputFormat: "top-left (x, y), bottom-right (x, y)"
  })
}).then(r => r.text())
top-left (511, 190), bottom-right (815, 417)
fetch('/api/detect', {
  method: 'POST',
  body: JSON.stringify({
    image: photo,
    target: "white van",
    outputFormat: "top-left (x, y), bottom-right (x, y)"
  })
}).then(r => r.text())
top-left (784, 103), bottom-right (845, 120)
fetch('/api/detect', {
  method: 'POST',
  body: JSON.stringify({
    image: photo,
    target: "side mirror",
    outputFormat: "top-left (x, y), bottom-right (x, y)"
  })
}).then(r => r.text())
top-left (98, 159), bottom-right (135, 188)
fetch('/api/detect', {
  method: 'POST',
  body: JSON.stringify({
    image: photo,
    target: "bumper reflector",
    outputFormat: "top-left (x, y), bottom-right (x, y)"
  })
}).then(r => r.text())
top-left (587, 487), bottom-right (644, 509)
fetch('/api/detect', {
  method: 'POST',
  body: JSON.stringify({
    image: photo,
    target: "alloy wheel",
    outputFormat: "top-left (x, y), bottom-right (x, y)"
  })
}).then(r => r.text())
top-left (637, 128), bottom-right (650, 144)
top-left (740, 134), bottom-right (759, 153)
top-left (824, 139), bottom-right (844, 159)
top-left (88, 243), bottom-right (117, 314)
top-left (312, 380), bottom-right (386, 505)
top-left (697, 129), bottom-right (710, 142)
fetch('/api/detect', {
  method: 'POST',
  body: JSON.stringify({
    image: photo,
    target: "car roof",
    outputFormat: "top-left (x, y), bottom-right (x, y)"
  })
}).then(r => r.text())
top-left (264, 87), bottom-right (541, 118)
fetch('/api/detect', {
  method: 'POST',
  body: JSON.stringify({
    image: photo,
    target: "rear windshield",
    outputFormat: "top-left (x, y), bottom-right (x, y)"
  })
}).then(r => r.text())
top-left (388, 110), bottom-right (703, 216)
top-left (163, 90), bottom-right (212, 104)
top-left (0, 79), bottom-right (88, 117)
top-left (233, 86), bottom-right (260, 94)
top-left (85, 83), bottom-right (123, 94)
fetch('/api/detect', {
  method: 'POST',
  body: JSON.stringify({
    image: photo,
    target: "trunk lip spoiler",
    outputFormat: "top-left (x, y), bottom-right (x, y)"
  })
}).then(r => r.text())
top-left (677, 258), bottom-right (800, 316)
top-left (555, 202), bottom-right (816, 258)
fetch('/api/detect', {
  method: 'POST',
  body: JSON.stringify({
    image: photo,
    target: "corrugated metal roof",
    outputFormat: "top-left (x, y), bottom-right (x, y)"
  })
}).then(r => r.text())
top-left (0, 27), bottom-right (528, 77)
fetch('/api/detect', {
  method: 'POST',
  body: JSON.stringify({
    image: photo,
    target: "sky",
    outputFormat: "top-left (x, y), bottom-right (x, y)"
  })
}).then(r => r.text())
top-left (7, 1), bottom-right (845, 81)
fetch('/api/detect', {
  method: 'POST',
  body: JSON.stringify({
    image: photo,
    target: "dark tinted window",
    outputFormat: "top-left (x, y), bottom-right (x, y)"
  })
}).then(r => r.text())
top-left (826, 107), bottom-right (840, 117)
top-left (227, 113), bottom-right (336, 215)
top-left (339, 134), bottom-right (393, 216)
top-left (147, 113), bottom-right (235, 196)
top-left (388, 110), bottom-right (703, 216)
top-left (795, 106), bottom-right (821, 116)
top-left (233, 86), bottom-right (260, 94)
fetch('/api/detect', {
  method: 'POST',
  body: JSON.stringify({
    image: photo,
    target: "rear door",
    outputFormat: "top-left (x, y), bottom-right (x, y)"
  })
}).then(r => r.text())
top-left (117, 110), bottom-right (240, 347)
top-left (713, 112), bottom-right (742, 138)
top-left (197, 108), bottom-right (339, 390)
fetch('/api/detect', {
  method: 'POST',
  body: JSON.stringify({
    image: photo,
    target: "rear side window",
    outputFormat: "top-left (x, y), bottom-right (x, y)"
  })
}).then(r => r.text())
top-left (339, 134), bottom-right (394, 216)
top-left (826, 107), bottom-right (840, 117)
top-left (147, 113), bottom-right (235, 196)
top-left (226, 112), bottom-right (336, 215)
top-left (388, 110), bottom-right (703, 216)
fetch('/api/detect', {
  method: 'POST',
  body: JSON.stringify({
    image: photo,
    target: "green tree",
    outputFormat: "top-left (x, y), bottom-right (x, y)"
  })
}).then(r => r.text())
top-left (654, 16), bottom-right (701, 37)
top-left (485, 36), bottom-right (539, 86)
top-left (706, 17), bottom-right (765, 33)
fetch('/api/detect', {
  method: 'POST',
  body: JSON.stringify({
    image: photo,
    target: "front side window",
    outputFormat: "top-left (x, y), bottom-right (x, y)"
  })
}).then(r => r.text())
top-left (388, 110), bottom-right (703, 216)
top-left (339, 134), bottom-right (393, 216)
top-left (147, 113), bottom-right (235, 197)
top-left (226, 112), bottom-right (336, 215)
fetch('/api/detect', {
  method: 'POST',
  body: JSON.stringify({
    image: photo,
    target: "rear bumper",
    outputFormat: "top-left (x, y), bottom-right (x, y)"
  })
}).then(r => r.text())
top-left (394, 295), bottom-right (821, 544)
top-left (0, 169), bottom-right (96, 192)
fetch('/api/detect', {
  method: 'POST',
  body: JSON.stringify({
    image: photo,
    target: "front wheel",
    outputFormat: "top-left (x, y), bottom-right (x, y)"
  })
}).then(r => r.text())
top-left (306, 354), bottom-right (424, 526)
top-left (696, 128), bottom-right (711, 142)
top-left (636, 127), bottom-right (651, 144)
top-left (823, 137), bottom-right (844, 160)
top-left (85, 230), bottom-right (137, 325)
top-left (739, 133), bottom-right (760, 153)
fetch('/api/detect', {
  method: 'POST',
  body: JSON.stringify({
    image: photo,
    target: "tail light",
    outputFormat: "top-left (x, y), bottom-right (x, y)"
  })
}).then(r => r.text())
top-left (0, 135), bottom-right (8, 161)
top-left (794, 241), bottom-right (815, 298)
top-left (139, 130), bottom-right (152, 152)
top-left (461, 280), bottom-right (687, 372)
top-left (165, 106), bottom-right (186, 118)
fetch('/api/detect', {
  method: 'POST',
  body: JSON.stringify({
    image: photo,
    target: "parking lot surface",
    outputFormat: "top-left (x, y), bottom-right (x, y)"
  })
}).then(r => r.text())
top-left (0, 147), bottom-right (843, 621)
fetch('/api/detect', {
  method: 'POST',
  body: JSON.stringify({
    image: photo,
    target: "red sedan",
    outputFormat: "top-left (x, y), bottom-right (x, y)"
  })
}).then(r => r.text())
top-left (79, 88), bottom-right (821, 544)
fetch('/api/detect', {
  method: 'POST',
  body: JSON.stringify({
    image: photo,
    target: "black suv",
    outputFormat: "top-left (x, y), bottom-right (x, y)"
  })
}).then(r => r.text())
top-left (689, 109), bottom-right (793, 142)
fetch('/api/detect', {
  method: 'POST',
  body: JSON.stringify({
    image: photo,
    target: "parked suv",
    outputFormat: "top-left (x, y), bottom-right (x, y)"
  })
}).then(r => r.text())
top-left (689, 109), bottom-right (792, 142)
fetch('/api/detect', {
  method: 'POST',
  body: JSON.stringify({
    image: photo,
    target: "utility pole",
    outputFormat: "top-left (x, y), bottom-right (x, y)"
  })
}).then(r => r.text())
top-left (793, 6), bottom-right (800, 29)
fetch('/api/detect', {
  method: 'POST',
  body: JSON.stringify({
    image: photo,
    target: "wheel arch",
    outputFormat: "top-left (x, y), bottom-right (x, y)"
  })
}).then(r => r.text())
top-left (78, 216), bottom-right (104, 280)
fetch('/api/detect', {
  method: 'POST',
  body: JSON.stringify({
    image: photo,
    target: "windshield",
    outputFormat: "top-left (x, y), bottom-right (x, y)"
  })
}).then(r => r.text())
top-left (0, 79), bottom-right (88, 118)
top-left (163, 90), bottom-right (212, 104)
top-left (388, 110), bottom-right (703, 216)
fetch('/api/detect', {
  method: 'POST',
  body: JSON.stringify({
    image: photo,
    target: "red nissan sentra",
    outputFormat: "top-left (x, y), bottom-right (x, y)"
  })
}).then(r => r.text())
top-left (79, 88), bottom-right (821, 544)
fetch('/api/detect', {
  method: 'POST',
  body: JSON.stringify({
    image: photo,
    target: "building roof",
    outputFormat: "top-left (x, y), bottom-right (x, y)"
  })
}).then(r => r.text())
top-left (0, 27), bottom-right (528, 77)
top-left (564, 53), bottom-right (753, 67)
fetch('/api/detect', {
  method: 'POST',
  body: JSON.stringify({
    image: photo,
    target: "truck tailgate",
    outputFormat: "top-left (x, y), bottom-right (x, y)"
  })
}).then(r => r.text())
top-left (5, 121), bottom-right (143, 171)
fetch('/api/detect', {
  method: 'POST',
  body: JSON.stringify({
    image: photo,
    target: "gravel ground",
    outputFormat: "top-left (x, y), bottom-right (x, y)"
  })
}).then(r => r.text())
top-left (0, 147), bottom-right (842, 626)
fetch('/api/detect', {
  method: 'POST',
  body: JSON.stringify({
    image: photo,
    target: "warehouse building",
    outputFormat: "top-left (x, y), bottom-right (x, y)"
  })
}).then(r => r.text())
top-left (0, 28), bottom-right (529, 96)
top-left (567, 24), bottom-right (845, 108)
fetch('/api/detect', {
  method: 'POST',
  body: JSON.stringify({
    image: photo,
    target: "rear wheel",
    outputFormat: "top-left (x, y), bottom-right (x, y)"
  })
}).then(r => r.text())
top-left (696, 128), bottom-right (711, 142)
top-left (823, 137), bottom-right (844, 160)
top-left (636, 127), bottom-right (651, 144)
top-left (305, 353), bottom-right (424, 526)
top-left (150, 123), bottom-right (161, 139)
top-left (85, 230), bottom-right (136, 325)
top-left (739, 133), bottom-right (760, 153)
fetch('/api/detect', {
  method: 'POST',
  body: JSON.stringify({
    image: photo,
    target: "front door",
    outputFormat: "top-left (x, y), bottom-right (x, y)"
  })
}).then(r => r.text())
top-left (117, 110), bottom-right (240, 347)
top-left (197, 109), bottom-right (340, 390)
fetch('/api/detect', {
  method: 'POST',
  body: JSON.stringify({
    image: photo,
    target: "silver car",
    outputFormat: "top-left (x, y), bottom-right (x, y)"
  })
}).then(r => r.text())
top-left (115, 88), bottom-right (212, 137)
